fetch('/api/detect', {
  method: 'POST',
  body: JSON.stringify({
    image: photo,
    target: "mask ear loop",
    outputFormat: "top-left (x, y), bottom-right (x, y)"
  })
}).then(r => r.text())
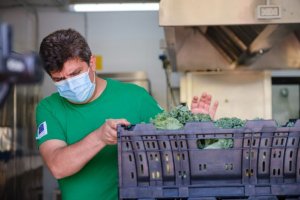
top-left (87, 66), bottom-right (96, 84)
top-left (92, 68), bottom-right (96, 84)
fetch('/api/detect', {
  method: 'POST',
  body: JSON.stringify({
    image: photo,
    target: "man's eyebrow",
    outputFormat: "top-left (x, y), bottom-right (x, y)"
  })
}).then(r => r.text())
top-left (69, 68), bottom-right (82, 75)
top-left (52, 68), bottom-right (82, 79)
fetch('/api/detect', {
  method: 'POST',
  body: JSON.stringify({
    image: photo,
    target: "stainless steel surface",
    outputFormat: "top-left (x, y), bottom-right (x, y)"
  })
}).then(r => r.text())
top-left (98, 71), bottom-right (152, 93)
top-left (0, 84), bottom-right (43, 200)
top-left (0, 127), bottom-right (12, 152)
top-left (159, 0), bottom-right (300, 26)
top-left (159, 0), bottom-right (300, 71)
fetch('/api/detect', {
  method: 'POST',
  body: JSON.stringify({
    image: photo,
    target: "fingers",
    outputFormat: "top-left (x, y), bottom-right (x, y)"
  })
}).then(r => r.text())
top-left (209, 101), bottom-right (219, 119)
top-left (106, 119), bottom-right (130, 130)
top-left (99, 119), bottom-right (130, 145)
top-left (191, 96), bottom-right (199, 109)
top-left (190, 92), bottom-right (218, 118)
top-left (200, 92), bottom-right (211, 105)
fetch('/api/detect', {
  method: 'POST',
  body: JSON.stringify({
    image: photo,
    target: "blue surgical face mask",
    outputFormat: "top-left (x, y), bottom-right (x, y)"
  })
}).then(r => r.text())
top-left (54, 68), bottom-right (96, 103)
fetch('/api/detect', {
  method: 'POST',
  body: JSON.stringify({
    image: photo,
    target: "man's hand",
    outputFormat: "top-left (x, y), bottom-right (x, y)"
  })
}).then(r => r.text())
top-left (97, 119), bottom-right (130, 145)
top-left (191, 92), bottom-right (219, 119)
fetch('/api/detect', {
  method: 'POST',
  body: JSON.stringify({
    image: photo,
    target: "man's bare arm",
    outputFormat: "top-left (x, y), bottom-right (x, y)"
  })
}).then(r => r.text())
top-left (39, 119), bottom-right (129, 179)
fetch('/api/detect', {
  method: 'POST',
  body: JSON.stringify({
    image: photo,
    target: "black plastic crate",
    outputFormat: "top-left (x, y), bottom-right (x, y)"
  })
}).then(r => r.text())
top-left (117, 120), bottom-right (300, 200)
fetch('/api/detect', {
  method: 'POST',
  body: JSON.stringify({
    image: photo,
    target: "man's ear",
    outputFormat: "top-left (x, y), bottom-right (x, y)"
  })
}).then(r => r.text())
top-left (89, 56), bottom-right (96, 71)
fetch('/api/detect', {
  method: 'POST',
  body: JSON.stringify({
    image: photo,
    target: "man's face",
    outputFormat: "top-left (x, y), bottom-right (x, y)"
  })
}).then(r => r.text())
top-left (50, 58), bottom-right (95, 83)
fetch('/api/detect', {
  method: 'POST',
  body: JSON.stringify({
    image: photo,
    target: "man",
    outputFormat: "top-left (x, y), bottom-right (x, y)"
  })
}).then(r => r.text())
top-left (35, 28), bottom-right (218, 200)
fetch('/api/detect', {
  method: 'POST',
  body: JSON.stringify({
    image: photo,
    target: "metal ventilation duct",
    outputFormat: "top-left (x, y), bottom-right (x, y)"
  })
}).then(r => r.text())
top-left (159, 0), bottom-right (300, 71)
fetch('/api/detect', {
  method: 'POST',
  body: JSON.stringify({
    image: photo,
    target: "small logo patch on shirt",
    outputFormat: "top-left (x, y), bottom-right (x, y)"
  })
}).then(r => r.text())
top-left (36, 121), bottom-right (48, 140)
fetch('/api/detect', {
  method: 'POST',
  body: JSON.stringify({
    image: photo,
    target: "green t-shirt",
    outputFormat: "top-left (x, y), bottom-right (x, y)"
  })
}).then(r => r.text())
top-left (35, 78), bottom-right (163, 200)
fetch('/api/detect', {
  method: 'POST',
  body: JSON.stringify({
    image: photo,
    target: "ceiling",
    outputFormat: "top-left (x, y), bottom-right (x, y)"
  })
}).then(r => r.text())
top-left (0, 0), bottom-right (160, 9)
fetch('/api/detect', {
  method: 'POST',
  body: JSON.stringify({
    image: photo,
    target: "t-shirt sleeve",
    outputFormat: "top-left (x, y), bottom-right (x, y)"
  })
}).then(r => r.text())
top-left (35, 101), bottom-right (66, 147)
top-left (138, 89), bottom-right (164, 123)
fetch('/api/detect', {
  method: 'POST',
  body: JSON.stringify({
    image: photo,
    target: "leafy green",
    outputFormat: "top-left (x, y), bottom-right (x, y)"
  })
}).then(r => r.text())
top-left (151, 105), bottom-right (212, 130)
top-left (197, 139), bottom-right (218, 149)
top-left (285, 121), bottom-right (295, 127)
top-left (151, 105), bottom-right (247, 149)
top-left (204, 139), bottom-right (233, 149)
top-left (151, 112), bottom-right (183, 130)
top-left (193, 113), bottom-right (212, 122)
top-left (214, 117), bottom-right (246, 128)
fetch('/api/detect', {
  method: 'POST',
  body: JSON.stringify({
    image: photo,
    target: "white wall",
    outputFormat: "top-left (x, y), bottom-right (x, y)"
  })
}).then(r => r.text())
top-left (1, 8), bottom-right (167, 109)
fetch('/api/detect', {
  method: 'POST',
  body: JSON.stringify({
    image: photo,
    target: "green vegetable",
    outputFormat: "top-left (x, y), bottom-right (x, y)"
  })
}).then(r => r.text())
top-left (214, 117), bottom-right (246, 129)
top-left (204, 139), bottom-right (233, 149)
top-left (286, 121), bottom-right (295, 127)
top-left (151, 105), bottom-right (247, 149)
top-left (151, 113), bottom-right (183, 130)
top-left (151, 105), bottom-right (212, 130)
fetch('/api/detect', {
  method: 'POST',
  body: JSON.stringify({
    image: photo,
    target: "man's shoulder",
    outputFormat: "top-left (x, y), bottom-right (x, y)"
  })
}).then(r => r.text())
top-left (37, 92), bottom-right (63, 109)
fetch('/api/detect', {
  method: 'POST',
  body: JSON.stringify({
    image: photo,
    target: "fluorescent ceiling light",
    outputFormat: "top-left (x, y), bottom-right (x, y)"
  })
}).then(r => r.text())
top-left (69, 3), bottom-right (159, 12)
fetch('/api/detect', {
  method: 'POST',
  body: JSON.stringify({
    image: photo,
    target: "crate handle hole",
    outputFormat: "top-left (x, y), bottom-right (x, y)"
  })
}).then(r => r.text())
top-left (245, 151), bottom-right (249, 159)
top-left (155, 154), bottom-right (159, 162)
top-left (177, 153), bottom-right (180, 161)
top-left (289, 161), bottom-right (292, 171)
top-left (292, 138), bottom-right (295, 145)
top-left (180, 141), bottom-right (184, 148)
top-left (262, 161), bottom-right (265, 172)
top-left (166, 163), bottom-right (170, 174)
top-left (165, 154), bottom-right (169, 161)
top-left (182, 171), bottom-right (187, 179)
top-left (152, 141), bottom-right (156, 148)
top-left (200, 164), bottom-right (207, 171)
top-left (139, 154), bottom-right (143, 162)
top-left (290, 151), bottom-right (293, 158)
top-left (141, 164), bottom-right (144, 174)
top-left (131, 172), bottom-right (134, 179)
top-left (156, 171), bottom-right (160, 178)
top-left (245, 169), bottom-right (249, 176)
top-left (163, 142), bottom-right (166, 149)
top-left (136, 142), bottom-right (140, 149)
top-left (264, 139), bottom-right (268, 146)
top-left (129, 155), bottom-right (132, 162)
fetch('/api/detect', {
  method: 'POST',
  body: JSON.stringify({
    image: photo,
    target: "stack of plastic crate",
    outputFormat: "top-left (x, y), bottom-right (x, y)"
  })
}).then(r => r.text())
top-left (117, 120), bottom-right (300, 200)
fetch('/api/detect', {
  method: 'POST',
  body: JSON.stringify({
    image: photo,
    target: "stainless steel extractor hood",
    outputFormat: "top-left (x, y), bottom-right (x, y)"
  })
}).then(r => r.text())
top-left (159, 0), bottom-right (300, 71)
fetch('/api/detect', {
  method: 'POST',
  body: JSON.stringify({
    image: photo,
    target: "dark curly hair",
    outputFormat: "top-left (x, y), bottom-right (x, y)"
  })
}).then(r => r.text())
top-left (39, 29), bottom-right (91, 75)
